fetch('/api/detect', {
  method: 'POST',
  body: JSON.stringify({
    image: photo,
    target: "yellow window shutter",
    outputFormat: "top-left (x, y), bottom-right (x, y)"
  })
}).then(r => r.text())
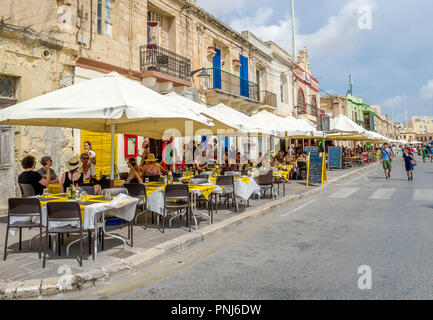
top-left (80, 130), bottom-right (118, 178)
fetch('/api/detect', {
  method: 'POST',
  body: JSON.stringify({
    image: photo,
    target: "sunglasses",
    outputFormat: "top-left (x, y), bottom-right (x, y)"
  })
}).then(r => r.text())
top-left (81, 157), bottom-right (89, 160)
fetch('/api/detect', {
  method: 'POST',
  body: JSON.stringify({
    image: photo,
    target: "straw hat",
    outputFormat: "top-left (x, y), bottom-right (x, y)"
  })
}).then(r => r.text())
top-left (144, 153), bottom-right (157, 163)
top-left (65, 155), bottom-right (82, 171)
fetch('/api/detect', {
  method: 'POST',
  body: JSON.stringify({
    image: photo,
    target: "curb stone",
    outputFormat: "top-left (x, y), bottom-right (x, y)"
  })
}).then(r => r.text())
top-left (0, 163), bottom-right (377, 299)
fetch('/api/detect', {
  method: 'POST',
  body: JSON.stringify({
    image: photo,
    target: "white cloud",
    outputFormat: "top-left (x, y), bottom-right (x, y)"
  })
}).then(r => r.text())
top-left (383, 95), bottom-right (404, 109)
top-left (419, 80), bottom-right (433, 101)
top-left (196, 0), bottom-right (248, 16)
top-left (226, 0), bottom-right (377, 58)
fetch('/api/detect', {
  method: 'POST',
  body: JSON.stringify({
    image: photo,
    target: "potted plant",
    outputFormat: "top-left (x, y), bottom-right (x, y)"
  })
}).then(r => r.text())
top-left (232, 59), bottom-right (241, 69)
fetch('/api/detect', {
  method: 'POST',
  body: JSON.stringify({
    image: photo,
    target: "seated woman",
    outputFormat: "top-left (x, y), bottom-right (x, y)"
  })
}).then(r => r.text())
top-left (141, 153), bottom-right (162, 178)
top-left (193, 151), bottom-right (208, 172)
top-left (60, 155), bottom-right (102, 195)
top-left (18, 155), bottom-right (50, 195)
top-left (37, 156), bottom-right (59, 184)
top-left (120, 157), bottom-right (143, 186)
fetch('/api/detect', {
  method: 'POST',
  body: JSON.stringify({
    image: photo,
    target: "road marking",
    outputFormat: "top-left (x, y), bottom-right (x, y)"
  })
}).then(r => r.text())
top-left (281, 200), bottom-right (316, 217)
top-left (368, 188), bottom-right (396, 200)
top-left (414, 189), bottom-right (433, 201)
top-left (338, 166), bottom-right (379, 185)
top-left (98, 216), bottom-right (284, 299)
top-left (329, 188), bottom-right (360, 199)
top-left (71, 215), bottom-right (284, 300)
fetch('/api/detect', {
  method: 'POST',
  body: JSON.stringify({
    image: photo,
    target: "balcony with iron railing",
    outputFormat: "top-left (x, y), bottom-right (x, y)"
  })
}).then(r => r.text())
top-left (139, 44), bottom-right (192, 85)
top-left (202, 68), bottom-right (260, 104)
top-left (296, 105), bottom-right (306, 115)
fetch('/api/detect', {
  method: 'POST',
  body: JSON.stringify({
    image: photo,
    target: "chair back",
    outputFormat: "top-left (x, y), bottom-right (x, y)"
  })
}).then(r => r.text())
top-left (124, 184), bottom-right (146, 199)
top-left (19, 183), bottom-right (35, 198)
top-left (102, 188), bottom-right (128, 197)
top-left (241, 168), bottom-right (249, 176)
top-left (216, 175), bottom-right (234, 187)
top-left (119, 172), bottom-right (129, 180)
top-left (189, 178), bottom-right (209, 185)
top-left (259, 171), bottom-right (273, 185)
top-left (193, 175), bottom-right (210, 180)
top-left (8, 198), bottom-right (41, 218)
top-left (144, 175), bottom-right (163, 182)
top-left (46, 202), bottom-right (82, 223)
top-left (165, 184), bottom-right (189, 201)
top-left (78, 185), bottom-right (95, 195)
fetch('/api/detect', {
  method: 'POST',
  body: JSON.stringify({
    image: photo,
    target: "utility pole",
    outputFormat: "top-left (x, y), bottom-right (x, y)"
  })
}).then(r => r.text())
top-left (291, 0), bottom-right (297, 116)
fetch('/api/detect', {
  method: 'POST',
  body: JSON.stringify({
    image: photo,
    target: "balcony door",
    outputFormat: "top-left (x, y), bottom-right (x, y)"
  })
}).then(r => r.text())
top-left (213, 48), bottom-right (222, 90)
top-left (240, 55), bottom-right (249, 98)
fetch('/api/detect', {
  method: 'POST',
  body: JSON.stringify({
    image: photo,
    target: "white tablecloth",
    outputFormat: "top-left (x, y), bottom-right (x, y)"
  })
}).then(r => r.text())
top-left (234, 177), bottom-right (261, 201)
top-left (146, 183), bottom-right (222, 216)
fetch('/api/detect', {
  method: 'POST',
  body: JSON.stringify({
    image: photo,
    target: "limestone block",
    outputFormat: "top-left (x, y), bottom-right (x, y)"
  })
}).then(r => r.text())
top-left (3, 281), bottom-right (22, 299)
top-left (41, 277), bottom-right (60, 296)
top-left (15, 279), bottom-right (42, 298)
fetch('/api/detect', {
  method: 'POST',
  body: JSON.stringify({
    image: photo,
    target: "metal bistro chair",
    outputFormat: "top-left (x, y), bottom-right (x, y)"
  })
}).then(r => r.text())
top-left (163, 184), bottom-right (191, 233)
top-left (144, 175), bottom-right (164, 183)
top-left (100, 188), bottom-right (131, 249)
top-left (43, 202), bottom-right (84, 268)
top-left (4, 198), bottom-right (43, 261)
top-left (273, 172), bottom-right (287, 197)
top-left (19, 183), bottom-right (35, 198)
top-left (124, 184), bottom-right (148, 232)
top-left (258, 170), bottom-right (276, 200)
top-left (215, 175), bottom-right (238, 212)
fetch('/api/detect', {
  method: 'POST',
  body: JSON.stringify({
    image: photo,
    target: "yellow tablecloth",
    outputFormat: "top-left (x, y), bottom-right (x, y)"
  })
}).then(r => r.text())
top-left (144, 183), bottom-right (217, 201)
top-left (39, 193), bottom-right (111, 221)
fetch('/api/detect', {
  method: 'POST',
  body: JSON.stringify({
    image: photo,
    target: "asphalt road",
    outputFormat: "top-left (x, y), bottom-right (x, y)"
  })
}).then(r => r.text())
top-left (64, 155), bottom-right (433, 300)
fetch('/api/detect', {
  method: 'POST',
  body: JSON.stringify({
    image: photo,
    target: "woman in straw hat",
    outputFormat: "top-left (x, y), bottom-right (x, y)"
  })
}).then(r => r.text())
top-left (60, 155), bottom-right (102, 195)
top-left (140, 153), bottom-right (163, 177)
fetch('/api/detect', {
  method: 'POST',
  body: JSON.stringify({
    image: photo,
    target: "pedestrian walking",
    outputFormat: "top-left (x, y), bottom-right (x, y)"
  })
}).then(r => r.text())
top-left (402, 147), bottom-right (415, 181)
top-left (422, 145), bottom-right (428, 163)
top-left (380, 142), bottom-right (394, 179)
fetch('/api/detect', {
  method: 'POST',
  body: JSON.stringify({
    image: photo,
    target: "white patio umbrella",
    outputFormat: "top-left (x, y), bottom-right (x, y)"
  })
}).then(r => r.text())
top-left (249, 111), bottom-right (287, 137)
top-left (0, 72), bottom-right (214, 178)
top-left (283, 116), bottom-right (325, 138)
top-left (164, 92), bottom-right (237, 132)
top-left (205, 104), bottom-right (271, 135)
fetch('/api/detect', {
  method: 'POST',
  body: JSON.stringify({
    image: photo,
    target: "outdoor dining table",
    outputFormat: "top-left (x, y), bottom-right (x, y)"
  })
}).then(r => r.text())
top-left (144, 182), bottom-right (221, 229)
top-left (9, 193), bottom-right (138, 260)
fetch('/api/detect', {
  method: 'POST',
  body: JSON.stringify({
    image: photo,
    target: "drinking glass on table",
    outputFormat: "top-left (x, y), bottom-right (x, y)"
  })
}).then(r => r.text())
top-left (104, 191), bottom-right (111, 201)
top-left (80, 191), bottom-right (87, 202)
top-left (43, 188), bottom-right (49, 198)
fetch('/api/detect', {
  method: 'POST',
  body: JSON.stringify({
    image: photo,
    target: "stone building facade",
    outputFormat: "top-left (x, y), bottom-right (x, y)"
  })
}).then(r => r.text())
top-left (0, 0), bottom-right (320, 205)
top-left (405, 116), bottom-right (433, 134)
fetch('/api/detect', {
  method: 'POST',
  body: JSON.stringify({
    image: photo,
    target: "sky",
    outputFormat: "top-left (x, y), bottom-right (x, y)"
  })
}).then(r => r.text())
top-left (196, 0), bottom-right (433, 124)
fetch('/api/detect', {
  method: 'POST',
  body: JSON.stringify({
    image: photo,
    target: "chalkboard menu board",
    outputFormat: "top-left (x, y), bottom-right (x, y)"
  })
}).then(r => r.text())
top-left (307, 154), bottom-right (323, 185)
top-left (305, 146), bottom-right (319, 156)
top-left (328, 147), bottom-right (343, 169)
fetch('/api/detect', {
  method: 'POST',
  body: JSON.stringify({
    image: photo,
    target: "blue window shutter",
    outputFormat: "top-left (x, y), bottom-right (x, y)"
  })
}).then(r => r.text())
top-left (240, 55), bottom-right (249, 98)
top-left (213, 48), bottom-right (221, 89)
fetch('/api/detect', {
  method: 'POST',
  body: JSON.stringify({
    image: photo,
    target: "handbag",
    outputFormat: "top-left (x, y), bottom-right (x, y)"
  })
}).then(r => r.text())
top-left (411, 159), bottom-right (417, 166)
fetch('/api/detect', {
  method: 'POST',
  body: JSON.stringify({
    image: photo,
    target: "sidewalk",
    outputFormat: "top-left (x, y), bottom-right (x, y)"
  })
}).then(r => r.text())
top-left (0, 163), bottom-right (378, 299)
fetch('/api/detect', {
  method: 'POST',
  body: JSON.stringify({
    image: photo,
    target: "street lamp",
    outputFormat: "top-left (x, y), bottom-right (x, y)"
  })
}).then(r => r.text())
top-left (190, 68), bottom-right (210, 79)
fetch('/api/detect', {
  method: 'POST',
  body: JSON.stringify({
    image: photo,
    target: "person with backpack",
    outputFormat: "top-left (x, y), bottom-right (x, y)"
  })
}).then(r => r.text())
top-left (380, 143), bottom-right (394, 179)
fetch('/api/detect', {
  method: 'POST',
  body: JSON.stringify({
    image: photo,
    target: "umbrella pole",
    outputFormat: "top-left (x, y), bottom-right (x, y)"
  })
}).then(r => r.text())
top-left (110, 122), bottom-right (116, 182)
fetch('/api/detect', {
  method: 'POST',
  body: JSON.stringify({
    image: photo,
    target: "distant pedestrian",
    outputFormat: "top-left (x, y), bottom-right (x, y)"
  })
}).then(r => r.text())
top-left (380, 143), bottom-right (394, 179)
top-left (402, 147), bottom-right (415, 181)
top-left (422, 145), bottom-right (428, 163)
